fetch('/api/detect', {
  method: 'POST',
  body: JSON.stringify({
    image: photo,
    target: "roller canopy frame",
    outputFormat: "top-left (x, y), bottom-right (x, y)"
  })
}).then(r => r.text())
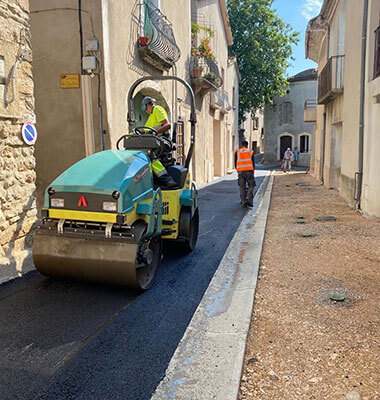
top-left (127, 76), bottom-right (197, 169)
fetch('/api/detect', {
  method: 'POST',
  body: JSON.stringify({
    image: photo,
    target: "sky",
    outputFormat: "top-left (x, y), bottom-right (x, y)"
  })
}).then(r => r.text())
top-left (272, 0), bottom-right (323, 77)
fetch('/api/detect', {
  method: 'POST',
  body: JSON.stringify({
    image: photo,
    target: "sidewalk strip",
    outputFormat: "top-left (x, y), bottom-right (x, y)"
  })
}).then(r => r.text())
top-left (151, 172), bottom-right (274, 400)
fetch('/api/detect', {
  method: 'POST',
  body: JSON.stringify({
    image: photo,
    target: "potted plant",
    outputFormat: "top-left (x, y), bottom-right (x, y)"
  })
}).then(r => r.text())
top-left (139, 36), bottom-right (150, 46)
top-left (192, 65), bottom-right (203, 78)
top-left (203, 72), bottom-right (218, 85)
top-left (191, 47), bottom-right (203, 78)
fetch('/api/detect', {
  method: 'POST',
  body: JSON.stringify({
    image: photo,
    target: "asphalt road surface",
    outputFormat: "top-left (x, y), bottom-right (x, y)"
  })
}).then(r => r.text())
top-left (0, 171), bottom-right (267, 400)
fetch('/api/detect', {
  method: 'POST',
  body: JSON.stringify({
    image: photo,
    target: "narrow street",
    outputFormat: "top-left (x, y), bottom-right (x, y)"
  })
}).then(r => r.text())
top-left (0, 171), bottom-right (267, 400)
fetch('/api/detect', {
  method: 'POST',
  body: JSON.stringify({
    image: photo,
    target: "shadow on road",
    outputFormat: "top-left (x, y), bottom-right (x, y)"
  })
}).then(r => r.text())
top-left (0, 174), bottom-right (266, 400)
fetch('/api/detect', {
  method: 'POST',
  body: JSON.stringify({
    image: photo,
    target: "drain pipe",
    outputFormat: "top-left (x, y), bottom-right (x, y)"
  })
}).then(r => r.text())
top-left (356, 0), bottom-right (369, 209)
top-left (321, 112), bottom-right (326, 183)
top-left (171, 63), bottom-right (178, 124)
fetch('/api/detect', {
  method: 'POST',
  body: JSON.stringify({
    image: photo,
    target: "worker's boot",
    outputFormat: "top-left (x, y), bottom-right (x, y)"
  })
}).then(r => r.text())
top-left (158, 173), bottom-right (177, 188)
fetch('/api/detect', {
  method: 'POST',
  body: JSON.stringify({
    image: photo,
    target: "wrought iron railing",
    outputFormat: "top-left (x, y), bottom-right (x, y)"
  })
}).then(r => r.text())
top-left (222, 89), bottom-right (232, 112)
top-left (189, 56), bottom-right (223, 88)
top-left (318, 55), bottom-right (345, 104)
top-left (304, 99), bottom-right (317, 110)
top-left (210, 89), bottom-right (224, 108)
top-left (138, 1), bottom-right (181, 70)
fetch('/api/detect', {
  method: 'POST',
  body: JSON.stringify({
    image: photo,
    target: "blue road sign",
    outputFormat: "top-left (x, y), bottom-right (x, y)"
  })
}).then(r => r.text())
top-left (22, 122), bottom-right (37, 145)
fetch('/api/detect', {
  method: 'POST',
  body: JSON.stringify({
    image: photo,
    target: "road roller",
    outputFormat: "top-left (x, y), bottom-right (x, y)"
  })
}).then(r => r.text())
top-left (33, 76), bottom-right (199, 290)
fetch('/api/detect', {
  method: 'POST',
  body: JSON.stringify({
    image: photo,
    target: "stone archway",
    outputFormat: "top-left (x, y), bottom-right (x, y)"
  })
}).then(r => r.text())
top-left (130, 88), bottom-right (171, 129)
top-left (277, 133), bottom-right (294, 160)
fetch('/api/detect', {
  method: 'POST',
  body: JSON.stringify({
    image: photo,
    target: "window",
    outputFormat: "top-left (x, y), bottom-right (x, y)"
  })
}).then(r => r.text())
top-left (280, 101), bottom-right (293, 124)
top-left (232, 86), bottom-right (236, 109)
top-left (253, 117), bottom-right (259, 130)
top-left (300, 135), bottom-right (310, 153)
top-left (374, 26), bottom-right (380, 79)
top-left (176, 119), bottom-right (185, 165)
top-left (141, 0), bottom-right (160, 37)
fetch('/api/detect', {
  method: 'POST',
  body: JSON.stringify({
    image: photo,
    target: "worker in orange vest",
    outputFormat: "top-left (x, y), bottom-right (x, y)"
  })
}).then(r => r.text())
top-left (235, 140), bottom-right (256, 208)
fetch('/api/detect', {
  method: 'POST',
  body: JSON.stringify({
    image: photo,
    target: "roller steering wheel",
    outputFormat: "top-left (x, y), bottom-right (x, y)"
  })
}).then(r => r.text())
top-left (134, 126), bottom-right (158, 136)
top-left (116, 126), bottom-right (169, 159)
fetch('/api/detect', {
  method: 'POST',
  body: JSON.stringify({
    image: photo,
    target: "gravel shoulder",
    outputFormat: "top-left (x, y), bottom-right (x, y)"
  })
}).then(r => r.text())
top-left (239, 171), bottom-right (380, 400)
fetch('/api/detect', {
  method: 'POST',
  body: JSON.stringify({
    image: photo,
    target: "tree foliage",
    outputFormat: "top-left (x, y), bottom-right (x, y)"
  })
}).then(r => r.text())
top-left (227, 0), bottom-right (299, 121)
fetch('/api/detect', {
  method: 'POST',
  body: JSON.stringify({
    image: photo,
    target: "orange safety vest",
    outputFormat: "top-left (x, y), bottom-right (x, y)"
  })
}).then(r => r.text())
top-left (236, 147), bottom-right (254, 172)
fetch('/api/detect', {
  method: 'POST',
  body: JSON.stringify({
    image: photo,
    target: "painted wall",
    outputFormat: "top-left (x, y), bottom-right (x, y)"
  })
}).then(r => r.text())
top-left (264, 79), bottom-right (317, 166)
top-left (191, 0), bottom-right (238, 184)
top-left (30, 0), bottom-right (106, 208)
top-left (361, 0), bottom-right (380, 217)
top-left (241, 108), bottom-right (264, 154)
top-left (307, 0), bottom-right (380, 217)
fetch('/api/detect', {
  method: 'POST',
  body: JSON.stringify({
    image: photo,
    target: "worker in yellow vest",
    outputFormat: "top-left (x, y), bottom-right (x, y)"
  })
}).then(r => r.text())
top-left (142, 96), bottom-right (176, 188)
top-left (235, 140), bottom-right (256, 208)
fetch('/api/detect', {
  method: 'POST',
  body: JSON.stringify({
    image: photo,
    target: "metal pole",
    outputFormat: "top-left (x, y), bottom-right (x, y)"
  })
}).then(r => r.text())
top-left (81, 75), bottom-right (95, 156)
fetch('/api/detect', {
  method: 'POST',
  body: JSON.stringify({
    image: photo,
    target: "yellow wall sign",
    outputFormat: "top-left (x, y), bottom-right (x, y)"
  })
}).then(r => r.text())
top-left (60, 74), bottom-right (80, 89)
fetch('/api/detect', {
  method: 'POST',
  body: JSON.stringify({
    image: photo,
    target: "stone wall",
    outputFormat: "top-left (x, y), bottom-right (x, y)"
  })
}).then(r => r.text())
top-left (0, 0), bottom-right (37, 281)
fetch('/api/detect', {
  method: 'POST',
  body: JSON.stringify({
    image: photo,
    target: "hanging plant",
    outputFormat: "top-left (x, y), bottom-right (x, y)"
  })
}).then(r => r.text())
top-left (198, 37), bottom-right (215, 60)
top-left (191, 23), bottom-right (215, 60)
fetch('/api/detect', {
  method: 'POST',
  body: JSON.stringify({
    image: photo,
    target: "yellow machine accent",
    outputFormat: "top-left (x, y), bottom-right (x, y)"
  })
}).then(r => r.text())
top-left (48, 209), bottom-right (118, 223)
top-left (47, 208), bottom-right (149, 225)
top-left (161, 189), bottom-right (182, 239)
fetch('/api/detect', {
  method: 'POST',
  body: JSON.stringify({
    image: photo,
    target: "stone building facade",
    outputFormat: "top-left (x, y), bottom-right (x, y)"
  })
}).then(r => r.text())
top-left (263, 69), bottom-right (317, 166)
top-left (306, 0), bottom-right (380, 218)
top-left (240, 108), bottom-right (264, 155)
top-left (0, 0), bottom-right (36, 279)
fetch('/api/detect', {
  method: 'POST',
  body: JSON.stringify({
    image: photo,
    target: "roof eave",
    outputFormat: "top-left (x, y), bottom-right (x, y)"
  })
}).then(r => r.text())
top-left (219, 0), bottom-right (233, 46)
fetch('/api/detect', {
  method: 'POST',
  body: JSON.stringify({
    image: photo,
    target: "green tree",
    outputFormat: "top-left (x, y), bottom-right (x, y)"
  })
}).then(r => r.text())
top-left (227, 0), bottom-right (299, 121)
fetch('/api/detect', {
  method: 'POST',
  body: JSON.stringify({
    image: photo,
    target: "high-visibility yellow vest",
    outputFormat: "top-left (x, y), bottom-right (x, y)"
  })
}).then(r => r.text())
top-left (236, 147), bottom-right (254, 172)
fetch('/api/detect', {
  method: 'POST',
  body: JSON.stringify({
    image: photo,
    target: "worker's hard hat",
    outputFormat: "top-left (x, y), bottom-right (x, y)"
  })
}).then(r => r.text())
top-left (142, 96), bottom-right (156, 111)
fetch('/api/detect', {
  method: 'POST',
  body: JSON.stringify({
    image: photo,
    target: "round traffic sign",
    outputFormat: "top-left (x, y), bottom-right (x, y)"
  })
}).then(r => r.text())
top-left (22, 122), bottom-right (37, 145)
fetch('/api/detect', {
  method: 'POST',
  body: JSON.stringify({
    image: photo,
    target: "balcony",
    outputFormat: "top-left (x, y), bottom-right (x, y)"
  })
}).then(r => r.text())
top-left (190, 56), bottom-right (223, 96)
top-left (210, 89), bottom-right (224, 109)
top-left (304, 99), bottom-right (317, 122)
top-left (318, 55), bottom-right (345, 105)
top-left (210, 88), bottom-right (232, 113)
top-left (138, 2), bottom-right (181, 71)
top-left (221, 89), bottom-right (232, 114)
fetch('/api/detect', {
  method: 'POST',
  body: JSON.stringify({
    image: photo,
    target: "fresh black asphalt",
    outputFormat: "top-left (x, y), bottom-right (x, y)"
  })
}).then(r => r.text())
top-left (0, 173), bottom-right (265, 400)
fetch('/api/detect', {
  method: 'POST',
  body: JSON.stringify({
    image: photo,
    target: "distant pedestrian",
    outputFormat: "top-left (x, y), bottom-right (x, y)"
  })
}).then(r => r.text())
top-left (283, 147), bottom-right (293, 172)
top-left (293, 147), bottom-right (299, 166)
top-left (235, 140), bottom-right (256, 208)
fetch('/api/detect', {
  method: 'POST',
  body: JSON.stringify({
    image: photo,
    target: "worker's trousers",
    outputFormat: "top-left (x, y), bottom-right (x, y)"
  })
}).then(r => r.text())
top-left (238, 170), bottom-right (255, 204)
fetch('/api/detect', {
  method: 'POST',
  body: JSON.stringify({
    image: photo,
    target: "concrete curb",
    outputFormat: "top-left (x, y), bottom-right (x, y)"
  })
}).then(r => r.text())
top-left (151, 172), bottom-right (274, 400)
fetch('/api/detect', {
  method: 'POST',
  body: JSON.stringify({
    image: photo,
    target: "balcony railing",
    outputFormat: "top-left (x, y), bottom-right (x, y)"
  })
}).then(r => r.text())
top-left (210, 89), bottom-right (232, 113)
top-left (210, 89), bottom-right (224, 109)
top-left (318, 55), bottom-right (345, 105)
top-left (304, 99), bottom-right (317, 110)
top-left (304, 99), bottom-right (317, 122)
top-left (221, 89), bottom-right (232, 113)
top-left (190, 56), bottom-right (223, 95)
top-left (138, 1), bottom-right (181, 71)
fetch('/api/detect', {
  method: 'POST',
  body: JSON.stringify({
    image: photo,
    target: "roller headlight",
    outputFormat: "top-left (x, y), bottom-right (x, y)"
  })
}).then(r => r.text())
top-left (51, 198), bottom-right (64, 208)
top-left (103, 201), bottom-right (117, 212)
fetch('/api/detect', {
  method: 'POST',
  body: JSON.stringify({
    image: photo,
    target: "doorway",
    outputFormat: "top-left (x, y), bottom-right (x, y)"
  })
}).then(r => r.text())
top-left (328, 123), bottom-right (342, 188)
top-left (280, 135), bottom-right (292, 160)
top-left (213, 120), bottom-right (222, 177)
